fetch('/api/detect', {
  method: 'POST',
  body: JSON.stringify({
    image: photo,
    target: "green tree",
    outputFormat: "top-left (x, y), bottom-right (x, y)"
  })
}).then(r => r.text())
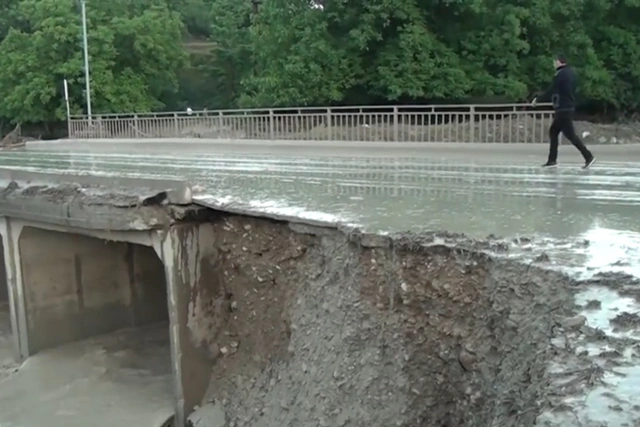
top-left (0, 0), bottom-right (24, 40)
top-left (326, 0), bottom-right (472, 101)
top-left (0, 0), bottom-right (187, 124)
top-left (587, 0), bottom-right (640, 112)
top-left (4, 0), bottom-right (640, 126)
top-left (199, 0), bottom-right (254, 108)
top-left (239, 0), bottom-right (355, 107)
top-left (172, 0), bottom-right (213, 38)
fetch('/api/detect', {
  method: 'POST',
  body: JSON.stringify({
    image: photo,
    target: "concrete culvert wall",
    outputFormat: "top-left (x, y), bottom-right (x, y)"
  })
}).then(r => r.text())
top-left (187, 215), bottom-right (575, 427)
top-left (0, 241), bottom-right (7, 303)
top-left (0, 239), bottom-right (11, 376)
top-left (18, 227), bottom-right (168, 353)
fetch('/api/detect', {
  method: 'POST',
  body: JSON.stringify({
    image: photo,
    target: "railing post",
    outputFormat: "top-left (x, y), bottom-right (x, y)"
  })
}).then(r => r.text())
top-left (469, 105), bottom-right (475, 143)
top-left (326, 108), bottom-right (332, 141)
top-left (96, 116), bottom-right (102, 138)
top-left (218, 111), bottom-right (223, 138)
top-left (173, 113), bottom-right (179, 137)
top-left (269, 109), bottom-right (274, 140)
top-left (393, 106), bottom-right (399, 142)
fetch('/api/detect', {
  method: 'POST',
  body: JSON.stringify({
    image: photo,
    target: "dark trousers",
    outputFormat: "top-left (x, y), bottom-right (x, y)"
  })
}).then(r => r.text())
top-left (548, 110), bottom-right (592, 163)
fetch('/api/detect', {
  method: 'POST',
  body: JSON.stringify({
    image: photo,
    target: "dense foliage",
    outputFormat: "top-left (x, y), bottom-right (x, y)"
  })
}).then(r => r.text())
top-left (0, 0), bottom-right (639, 128)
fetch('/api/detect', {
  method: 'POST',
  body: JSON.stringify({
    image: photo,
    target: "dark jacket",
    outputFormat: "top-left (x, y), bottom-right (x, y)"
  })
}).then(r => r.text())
top-left (538, 65), bottom-right (577, 111)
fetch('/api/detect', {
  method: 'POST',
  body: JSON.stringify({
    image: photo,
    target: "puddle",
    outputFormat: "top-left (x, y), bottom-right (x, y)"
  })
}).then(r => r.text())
top-left (575, 287), bottom-right (640, 338)
top-left (527, 226), bottom-right (640, 426)
top-left (545, 366), bottom-right (640, 427)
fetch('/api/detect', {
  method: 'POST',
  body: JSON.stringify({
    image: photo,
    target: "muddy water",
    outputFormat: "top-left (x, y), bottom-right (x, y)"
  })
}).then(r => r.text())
top-left (1, 145), bottom-right (640, 425)
top-left (0, 323), bottom-right (173, 427)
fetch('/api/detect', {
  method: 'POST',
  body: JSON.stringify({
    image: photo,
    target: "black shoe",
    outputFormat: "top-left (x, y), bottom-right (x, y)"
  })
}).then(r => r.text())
top-left (542, 161), bottom-right (557, 167)
top-left (582, 156), bottom-right (596, 169)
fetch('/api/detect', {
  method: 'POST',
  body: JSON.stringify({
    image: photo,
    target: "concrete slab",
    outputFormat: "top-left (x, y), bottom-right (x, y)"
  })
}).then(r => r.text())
top-left (0, 323), bottom-right (173, 427)
top-left (0, 168), bottom-right (192, 205)
top-left (0, 178), bottom-right (193, 231)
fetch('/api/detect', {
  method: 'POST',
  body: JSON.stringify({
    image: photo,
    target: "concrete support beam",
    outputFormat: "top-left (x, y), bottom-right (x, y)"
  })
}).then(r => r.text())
top-left (0, 243), bottom-right (6, 304)
top-left (153, 224), bottom-right (219, 427)
top-left (0, 217), bottom-right (27, 360)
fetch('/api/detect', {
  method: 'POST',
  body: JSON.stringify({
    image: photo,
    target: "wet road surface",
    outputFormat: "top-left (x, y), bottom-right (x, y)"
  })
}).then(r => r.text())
top-left (2, 141), bottom-right (640, 303)
top-left (0, 139), bottom-right (639, 426)
top-left (2, 141), bottom-right (639, 240)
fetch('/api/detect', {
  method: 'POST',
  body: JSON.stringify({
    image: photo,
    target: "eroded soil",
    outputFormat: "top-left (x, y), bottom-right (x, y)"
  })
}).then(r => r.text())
top-left (183, 215), bottom-right (632, 427)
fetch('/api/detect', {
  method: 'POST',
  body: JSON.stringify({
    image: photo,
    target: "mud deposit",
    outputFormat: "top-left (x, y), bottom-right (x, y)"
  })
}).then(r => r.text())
top-left (183, 215), bottom-right (605, 427)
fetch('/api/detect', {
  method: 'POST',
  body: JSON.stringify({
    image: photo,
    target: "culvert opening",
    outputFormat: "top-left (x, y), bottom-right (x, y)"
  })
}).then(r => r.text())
top-left (12, 226), bottom-right (174, 425)
top-left (18, 227), bottom-right (170, 353)
top-left (187, 215), bottom-right (575, 427)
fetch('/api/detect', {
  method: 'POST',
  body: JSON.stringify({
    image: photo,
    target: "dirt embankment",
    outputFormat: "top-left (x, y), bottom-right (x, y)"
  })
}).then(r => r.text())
top-left (184, 215), bottom-right (593, 427)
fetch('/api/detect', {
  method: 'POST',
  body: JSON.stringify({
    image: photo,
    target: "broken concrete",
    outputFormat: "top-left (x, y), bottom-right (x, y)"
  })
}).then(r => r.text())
top-left (0, 172), bottom-right (197, 231)
top-left (187, 402), bottom-right (227, 427)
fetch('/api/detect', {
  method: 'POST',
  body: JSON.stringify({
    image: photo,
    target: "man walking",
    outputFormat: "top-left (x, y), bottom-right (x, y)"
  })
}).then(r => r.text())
top-left (532, 54), bottom-right (596, 169)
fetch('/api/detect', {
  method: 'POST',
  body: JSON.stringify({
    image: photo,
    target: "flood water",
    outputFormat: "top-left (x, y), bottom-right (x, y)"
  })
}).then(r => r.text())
top-left (0, 142), bottom-right (639, 426)
top-left (0, 323), bottom-right (173, 427)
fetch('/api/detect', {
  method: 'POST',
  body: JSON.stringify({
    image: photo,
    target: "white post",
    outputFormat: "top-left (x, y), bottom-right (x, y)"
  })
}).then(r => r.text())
top-left (80, 0), bottom-right (92, 120)
top-left (63, 79), bottom-right (71, 136)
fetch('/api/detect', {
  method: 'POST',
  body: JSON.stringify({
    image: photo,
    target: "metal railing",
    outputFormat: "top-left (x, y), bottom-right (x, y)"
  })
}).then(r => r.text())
top-left (68, 103), bottom-right (554, 143)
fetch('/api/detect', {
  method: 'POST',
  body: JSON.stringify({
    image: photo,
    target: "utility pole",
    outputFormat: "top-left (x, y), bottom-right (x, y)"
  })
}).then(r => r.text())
top-left (80, 0), bottom-right (92, 119)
